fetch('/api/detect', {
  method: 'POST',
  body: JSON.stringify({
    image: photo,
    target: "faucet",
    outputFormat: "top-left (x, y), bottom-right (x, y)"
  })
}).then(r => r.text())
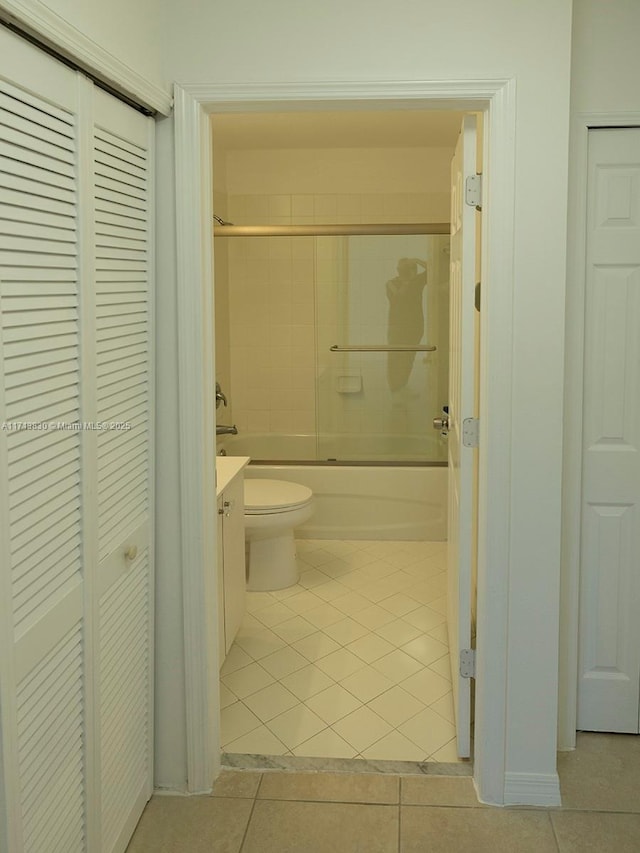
top-left (216, 424), bottom-right (238, 436)
top-left (215, 382), bottom-right (227, 409)
top-left (215, 383), bottom-right (236, 434)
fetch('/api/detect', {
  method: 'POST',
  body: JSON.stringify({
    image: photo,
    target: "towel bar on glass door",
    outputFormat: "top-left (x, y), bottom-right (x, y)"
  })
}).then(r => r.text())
top-left (330, 344), bottom-right (437, 352)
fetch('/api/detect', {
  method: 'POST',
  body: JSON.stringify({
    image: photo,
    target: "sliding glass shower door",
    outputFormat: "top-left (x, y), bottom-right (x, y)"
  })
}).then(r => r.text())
top-left (315, 234), bottom-right (449, 463)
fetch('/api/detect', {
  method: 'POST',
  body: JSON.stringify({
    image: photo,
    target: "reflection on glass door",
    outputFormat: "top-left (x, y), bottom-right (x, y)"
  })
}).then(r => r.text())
top-left (315, 234), bottom-right (449, 463)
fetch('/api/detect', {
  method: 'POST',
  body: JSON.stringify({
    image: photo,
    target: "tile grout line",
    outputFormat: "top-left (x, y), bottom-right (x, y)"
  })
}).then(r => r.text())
top-left (397, 776), bottom-right (403, 853)
top-left (237, 772), bottom-right (265, 853)
top-left (546, 808), bottom-right (562, 853)
top-left (255, 796), bottom-right (406, 807)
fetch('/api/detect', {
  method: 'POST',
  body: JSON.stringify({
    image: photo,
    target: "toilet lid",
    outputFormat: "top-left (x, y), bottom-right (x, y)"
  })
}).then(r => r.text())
top-left (244, 478), bottom-right (313, 513)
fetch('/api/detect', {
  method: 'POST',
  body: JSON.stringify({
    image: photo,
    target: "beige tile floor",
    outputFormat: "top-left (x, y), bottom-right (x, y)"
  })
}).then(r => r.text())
top-left (127, 734), bottom-right (640, 852)
top-left (220, 538), bottom-right (461, 763)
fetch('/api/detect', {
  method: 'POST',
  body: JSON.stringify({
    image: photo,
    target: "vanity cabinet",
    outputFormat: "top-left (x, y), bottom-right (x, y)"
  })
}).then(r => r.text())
top-left (216, 458), bottom-right (249, 664)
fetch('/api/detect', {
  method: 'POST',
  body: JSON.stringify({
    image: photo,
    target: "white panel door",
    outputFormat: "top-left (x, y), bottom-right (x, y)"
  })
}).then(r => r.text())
top-left (447, 115), bottom-right (477, 758)
top-left (577, 127), bottom-right (640, 733)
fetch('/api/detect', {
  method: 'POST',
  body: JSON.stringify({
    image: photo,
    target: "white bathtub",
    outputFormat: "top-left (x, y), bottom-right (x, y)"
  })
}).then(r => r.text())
top-left (218, 434), bottom-right (447, 541)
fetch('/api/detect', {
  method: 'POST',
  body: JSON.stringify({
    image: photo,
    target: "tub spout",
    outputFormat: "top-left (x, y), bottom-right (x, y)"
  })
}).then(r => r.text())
top-left (216, 424), bottom-right (238, 436)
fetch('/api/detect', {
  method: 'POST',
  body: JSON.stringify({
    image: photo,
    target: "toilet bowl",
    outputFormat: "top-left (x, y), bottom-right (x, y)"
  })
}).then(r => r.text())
top-left (244, 478), bottom-right (314, 591)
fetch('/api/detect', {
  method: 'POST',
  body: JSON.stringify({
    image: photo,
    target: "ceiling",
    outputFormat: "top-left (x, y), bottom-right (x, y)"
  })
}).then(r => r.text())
top-left (211, 109), bottom-right (466, 151)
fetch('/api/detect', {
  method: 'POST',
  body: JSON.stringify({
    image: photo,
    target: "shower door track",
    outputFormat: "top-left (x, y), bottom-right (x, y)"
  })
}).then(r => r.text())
top-left (213, 222), bottom-right (450, 237)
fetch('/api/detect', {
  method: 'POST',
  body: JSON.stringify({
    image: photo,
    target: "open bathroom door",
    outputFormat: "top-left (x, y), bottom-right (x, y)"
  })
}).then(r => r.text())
top-left (447, 115), bottom-right (477, 758)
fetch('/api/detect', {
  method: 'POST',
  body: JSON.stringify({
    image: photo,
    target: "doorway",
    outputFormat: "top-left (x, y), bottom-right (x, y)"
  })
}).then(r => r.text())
top-left (211, 108), bottom-right (464, 764)
top-left (172, 78), bottom-right (517, 803)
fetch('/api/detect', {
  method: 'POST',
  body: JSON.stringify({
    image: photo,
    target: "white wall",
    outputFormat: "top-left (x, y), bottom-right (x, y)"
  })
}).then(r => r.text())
top-left (0, 0), bottom-right (169, 110)
top-left (156, 0), bottom-right (573, 801)
top-left (35, 0), bottom-right (163, 88)
top-left (571, 0), bottom-right (640, 114)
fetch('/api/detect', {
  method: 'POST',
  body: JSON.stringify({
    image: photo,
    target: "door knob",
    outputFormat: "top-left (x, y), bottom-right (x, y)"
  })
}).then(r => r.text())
top-left (433, 416), bottom-right (449, 431)
top-left (124, 544), bottom-right (138, 561)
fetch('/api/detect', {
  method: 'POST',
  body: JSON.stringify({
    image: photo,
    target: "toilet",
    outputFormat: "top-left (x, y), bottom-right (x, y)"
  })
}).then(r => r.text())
top-left (244, 478), bottom-right (314, 591)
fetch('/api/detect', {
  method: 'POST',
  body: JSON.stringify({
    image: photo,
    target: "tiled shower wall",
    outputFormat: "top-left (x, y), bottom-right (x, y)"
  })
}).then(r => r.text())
top-left (213, 145), bottom-right (453, 440)
top-left (226, 228), bottom-right (317, 435)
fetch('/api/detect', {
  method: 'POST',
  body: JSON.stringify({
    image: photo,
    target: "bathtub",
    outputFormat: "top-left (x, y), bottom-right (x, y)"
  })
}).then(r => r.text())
top-left (218, 433), bottom-right (447, 541)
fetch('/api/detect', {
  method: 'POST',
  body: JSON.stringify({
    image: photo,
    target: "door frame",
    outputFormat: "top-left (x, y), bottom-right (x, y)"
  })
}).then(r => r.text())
top-left (173, 77), bottom-right (516, 803)
top-left (559, 110), bottom-right (640, 750)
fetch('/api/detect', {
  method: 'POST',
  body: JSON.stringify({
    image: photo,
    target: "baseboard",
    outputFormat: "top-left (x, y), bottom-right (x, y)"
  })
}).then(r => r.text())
top-left (503, 771), bottom-right (561, 807)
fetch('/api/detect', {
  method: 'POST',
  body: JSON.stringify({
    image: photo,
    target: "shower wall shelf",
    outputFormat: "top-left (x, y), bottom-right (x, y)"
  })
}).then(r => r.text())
top-left (213, 222), bottom-right (450, 237)
top-left (330, 344), bottom-right (437, 353)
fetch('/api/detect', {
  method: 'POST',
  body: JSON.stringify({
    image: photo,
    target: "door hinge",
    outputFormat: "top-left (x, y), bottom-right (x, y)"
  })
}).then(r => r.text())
top-left (465, 174), bottom-right (482, 210)
top-left (460, 648), bottom-right (476, 678)
top-left (462, 417), bottom-right (479, 448)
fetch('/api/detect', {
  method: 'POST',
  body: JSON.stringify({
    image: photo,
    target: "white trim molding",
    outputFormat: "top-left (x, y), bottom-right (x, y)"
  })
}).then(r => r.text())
top-left (503, 772), bottom-right (562, 807)
top-left (174, 85), bottom-right (219, 793)
top-left (0, 0), bottom-right (172, 114)
top-left (559, 110), bottom-right (640, 751)
top-left (173, 76), bottom-right (517, 803)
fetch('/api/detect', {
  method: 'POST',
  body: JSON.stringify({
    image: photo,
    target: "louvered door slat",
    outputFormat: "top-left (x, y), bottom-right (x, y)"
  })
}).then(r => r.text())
top-left (15, 624), bottom-right (85, 852)
top-left (97, 340), bottom-right (147, 366)
top-left (97, 377), bottom-right (146, 413)
top-left (5, 330), bottom-right (77, 357)
top-left (95, 170), bottom-right (146, 198)
top-left (1, 206), bottom-right (77, 233)
top-left (3, 319), bottom-right (77, 345)
top-left (97, 424), bottom-right (147, 466)
top-left (97, 320), bottom-right (147, 343)
top-left (2, 186), bottom-right (75, 218)
top-left (99, 466), bottom-right (147, 511)
top-left (98, 332), bottom-right (147, 357)
top-left (24, 750), bottom-right (82, 827)
top-left (94, 149), bottom-right (146, 181)
top-left (0, 220), bottom-right (77, 244)
top-left (0, 112), bottom-right (74, 157)
top-left (0, 136), bottom-right (75, 174)
top-left (9, 468), bottom-right (78, 524)
top-left (4, 342), bottom-right (76, 370)
top-left (0, 234), bottom-right (77, 256)
top-left (95, 223), bottom-right (146, 243)
top-left (94, 205), bottom-right (147, 227)
top-left (94, 128), bottom-right (146, 160)
top-left (0, 171), bottom-right (75, 204)
top-left (12, 500), bottom-right (80, 567)
top-left (0, 122), bottom-right (75, 165)
top-left (6, 360), bottom-right (78, 397)
top-left (11, 476), bottom-right (78, 536)
top-left (14, 559), bottom-right (81, 633)
top-left (6, 380), bottom-right (79, 422)
top-left (0, 82), bottom-right (75, 131)
top-left (98, 424), bottom-right (147, 466)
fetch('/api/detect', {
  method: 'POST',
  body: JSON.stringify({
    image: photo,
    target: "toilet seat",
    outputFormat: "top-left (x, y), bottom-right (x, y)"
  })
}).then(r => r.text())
top-left (244, 478), bottom-right (313, 515)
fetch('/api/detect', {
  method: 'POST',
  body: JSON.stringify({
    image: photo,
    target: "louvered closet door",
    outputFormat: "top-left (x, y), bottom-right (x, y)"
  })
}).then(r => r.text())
top-left (0, 26), bottom-right (154, 853)
top-left (91, 88), bottom-right (154, 853)
top-left (0, 30), bottom-right (87, 853)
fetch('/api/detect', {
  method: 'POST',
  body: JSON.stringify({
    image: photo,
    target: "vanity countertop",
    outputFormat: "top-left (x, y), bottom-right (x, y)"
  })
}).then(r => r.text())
top-left (216, 455), bottom-right (250, 497)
